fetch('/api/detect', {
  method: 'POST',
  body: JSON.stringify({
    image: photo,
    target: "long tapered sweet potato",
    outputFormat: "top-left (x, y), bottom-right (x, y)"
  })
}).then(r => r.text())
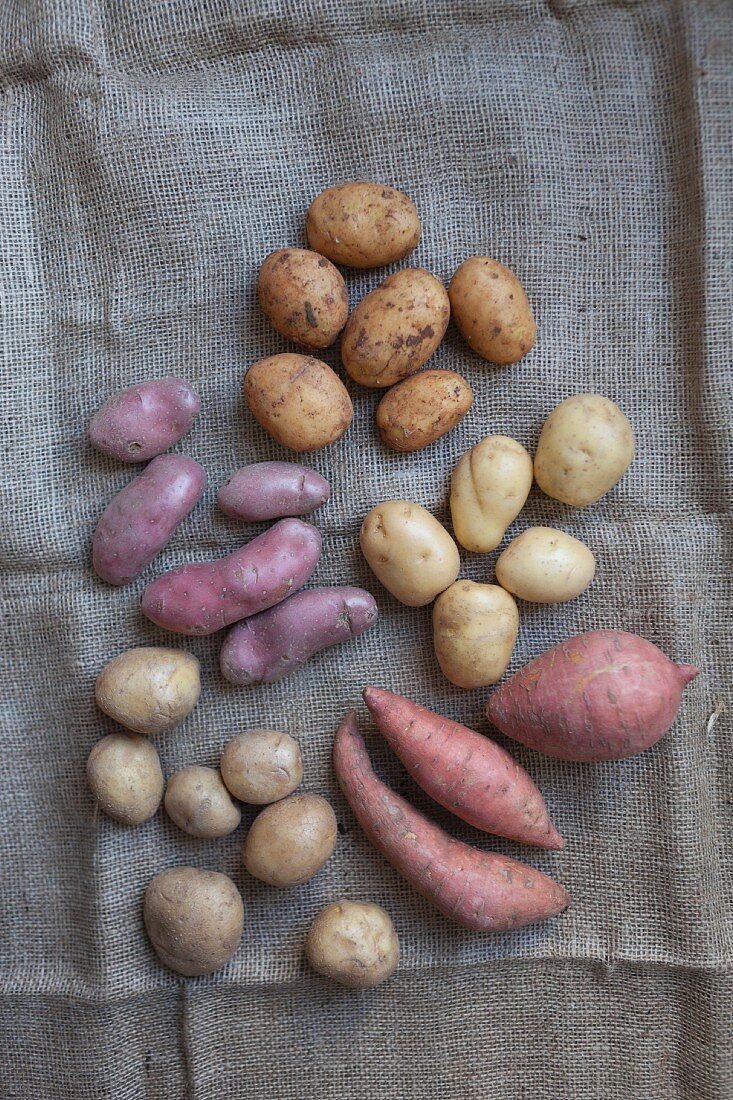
top-left (362, 686), bottom-right (564, 850)
top-left (333, 712), bottom-right (570, 932)
top-left (486, 629), bottom-right (699, 762)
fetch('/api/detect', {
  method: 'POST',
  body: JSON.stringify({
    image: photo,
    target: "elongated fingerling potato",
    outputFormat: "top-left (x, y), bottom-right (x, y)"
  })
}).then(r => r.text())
top-left (306, 182), bottom-right (420, 268)
top-left (218, 462), bottom-right (330, 522)
top-left (258, 248), bottom-right (348, 348)
top-left (88, 377), bottom-right (200, 463)
top-left (376, 369), bottom-right (472, 452)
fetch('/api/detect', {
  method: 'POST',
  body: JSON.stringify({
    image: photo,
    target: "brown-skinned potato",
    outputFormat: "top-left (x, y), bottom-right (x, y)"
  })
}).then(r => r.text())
top-left (243, 793), bottom-right (337, 886)
top-left (244, 353), bottom-right (353, 452)
top-left (164, 766), bottom-right (241, 838)
top-left (143, 867), bottom-right (244, 976)
top-left (95, 647), bottom-right (201, 735)
top-left (257, 248), bottom-right (348, 349)
top-left (449, 257), bottom-right (535, 364)
top-left (305, 900), bottom-right (400, 988)
top-left (86, 733), bottom-right (164, 825)
top-left (376, 369), bottom-right (472, 452)
top-left (306, 182), bottom-right (420, 268)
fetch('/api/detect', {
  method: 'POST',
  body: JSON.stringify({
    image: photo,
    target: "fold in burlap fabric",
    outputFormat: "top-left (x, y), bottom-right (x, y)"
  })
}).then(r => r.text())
top-left (0, 1), bottom-right (730, 1096)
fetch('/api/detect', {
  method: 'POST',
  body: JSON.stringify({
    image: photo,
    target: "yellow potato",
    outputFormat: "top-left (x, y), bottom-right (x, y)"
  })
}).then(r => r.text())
top-left (376, 369), bottom-right (472, 453)
top-left (86, 733), bottom-right (164, 825)
top-left (433, 580), bottom-right (518, 688)
top-left (305, 900), bottom-right (400, 989)
top-left (534, 394), bottom-right (635, 505)
top-left (448, 257), bottom-right (536, 364)
top-left (450, 436), bottom-right (533, 552)
top-left (360, 499), bottom-right (460, 607)
top-left (306, 181), bottom-right (420, 268)
top-left (164, 765), bottom-right (241, 838)
top-left (257, 248), bottom-right (348, 349)
top-left (144, 867), bottom-right (244, 976)
top-left (341, 268), bottom-right (450, 388)
top-left (495, 526), bottom-right (596, 603)
top-left (95, 647), bottom-right (201, 735)
top-left (243, 793), bottom-right (337, 887)
top-left (244, 353), bottom-right (353, 452)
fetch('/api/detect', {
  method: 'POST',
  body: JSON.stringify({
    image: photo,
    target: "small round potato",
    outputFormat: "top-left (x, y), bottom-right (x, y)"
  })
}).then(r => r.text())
top-left (376, 369), bottom-right (472, 453)
top-left (86, 733), bottom-right (164, 825)
top-left (221, 730), bottom-right (303, 805)
top-left (433, 581), bottom-right (519, 688)
top-left (534, 394), bottom-right (635, 505)
top-left (360, 500), bottom-right (460, 607)
top-left (495, 526), bottom-right (596, 603)
top-left (305, 900), bottom-right (400, 989)
top-left (243, 793), bottom-right (337, 887)
top-left (95, 647), bottom-right (201, 736)
top-left (164, 766), bottom-right (241, 838)
top-left (143, 867), bottom-right (244, 976)
top-left (244, 353), bottom-right (353, 453)
top-left (449, 256), bottom-right (536, 364)
top-left (306, 181), bottom-right (420, 269)
top-left (450, 435), bottom-right (533, 552)
top-left (257, 248), bottom-right (348, 349)
top-left (341, 268), bottom-right (450, 388)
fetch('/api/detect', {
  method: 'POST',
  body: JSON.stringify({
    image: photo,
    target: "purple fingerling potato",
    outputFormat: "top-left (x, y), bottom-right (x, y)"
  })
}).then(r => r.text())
top-left (220, 586), bottom-right (378, 685)
top-left (141, 518), bottom-right (322, 636)
top-left (217, 462), bottom-right (330, 522)
top-left (92, 455), bottom-right (206, 586)
top-left (88, 377), bottom-right (200, 463)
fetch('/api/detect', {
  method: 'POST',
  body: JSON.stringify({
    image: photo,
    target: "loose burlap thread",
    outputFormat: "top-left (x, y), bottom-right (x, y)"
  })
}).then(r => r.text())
top-left (0, 1), bottom-right (731, 1097)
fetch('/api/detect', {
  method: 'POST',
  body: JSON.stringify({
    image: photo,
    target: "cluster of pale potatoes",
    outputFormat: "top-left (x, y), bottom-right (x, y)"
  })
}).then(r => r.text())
top-left (87, 648), bottom-right (398, 987)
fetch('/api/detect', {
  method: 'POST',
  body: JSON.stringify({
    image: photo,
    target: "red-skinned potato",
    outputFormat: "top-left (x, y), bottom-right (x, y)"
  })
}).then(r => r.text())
top-left (217, 462), bottom-right (329, 522)
top-left (88, 377), bottom-right (200, 463)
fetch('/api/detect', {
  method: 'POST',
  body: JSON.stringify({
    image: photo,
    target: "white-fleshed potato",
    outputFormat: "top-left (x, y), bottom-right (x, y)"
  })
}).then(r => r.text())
top-left (534, 394), bottom-right (635, 505)
top-left (305, 900), bottom-right (400, 989)
top-left (360, 500), bottom-right (460, 607)
top-left (243, 793), bottom-right (337, 887)
top-left (143, 867), bottom-right (244, 976)
top-left (86, 733), bottom-right (164, 825)
top-left (448, 256), bottom-right (536, 364)
top-left (306, 182), bottom-right (420, 269)
top-left (164, 766), bottom-right (241, 838)
top-left (257, 248), bottom-right (348, 349)
top-left (495, 526), bottom-right (596, 603)
top-left (450, 436), bottom-right (533, 552)
top-left (433, 580), bottom-right (519, 688)
top-left (95, 647), bottom-right (201, 735)
top-left (220, 730), bottom-right (303, 805)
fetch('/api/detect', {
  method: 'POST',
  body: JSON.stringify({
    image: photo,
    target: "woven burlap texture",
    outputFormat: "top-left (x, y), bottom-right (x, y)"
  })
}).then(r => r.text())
top-left (0, 1), bottom-right (731, 1097)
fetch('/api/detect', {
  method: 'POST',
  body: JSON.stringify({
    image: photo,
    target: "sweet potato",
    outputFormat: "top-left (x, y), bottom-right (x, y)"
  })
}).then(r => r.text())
top-left (141, 518), bottom-right (322, 636)
top-left (217, 462), bottom-right (329, 522)
top-left (362, 687), bottom-right (563, 849)
top-left (221, 587), bottom-right (378, 685)
top-left (486, 629), bottom-right (700, 761)
top-left (334, 713), bottom-right (569, 932)
top-left (92, 455), bottom-right (206, 586)
top-left (88, 377), bottom-right (200, 463)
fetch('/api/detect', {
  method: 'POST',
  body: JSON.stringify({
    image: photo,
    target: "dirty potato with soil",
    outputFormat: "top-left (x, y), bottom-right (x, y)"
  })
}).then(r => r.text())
top-left (306, 181), bottom-right (420, 269)
top-left (257, 248), bottom-right (348, 349)
top-left (449, 257), bottom-right (535, 364)
top-left (244, 353), bottom-right (353, 452)
top-left (376, 369), bottom-right (472, 452)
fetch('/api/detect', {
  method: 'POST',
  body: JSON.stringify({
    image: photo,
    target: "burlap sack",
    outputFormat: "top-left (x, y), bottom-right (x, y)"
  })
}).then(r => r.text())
top-left (0, 1), bottom-right (730, 1096)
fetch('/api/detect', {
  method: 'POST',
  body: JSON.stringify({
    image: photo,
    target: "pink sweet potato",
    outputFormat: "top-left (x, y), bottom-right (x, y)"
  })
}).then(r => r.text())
top-left (362, 686), bottom-right (563, 849)
top-left (141, 518), bottom-right (322, 636)
top-left (486, 629), bottom-right (700, 762)
top-left (93, 455), bottom-right (206, 586)
top-left (221, 586), bottom-right (377, 685)
top-left (88, 377), bottom-right (200, 463)
top-left (333, 712), bottom-right (570, 932)
top-left (218, 462), bottom-right (330, 522)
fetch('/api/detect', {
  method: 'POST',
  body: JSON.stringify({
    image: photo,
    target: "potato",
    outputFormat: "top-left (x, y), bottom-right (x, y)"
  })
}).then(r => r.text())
top-left (341, 269), bottom-right (450, 388)
top-left (448, 257), bottom-right (536, 364)
top-left (143, 867), bottom-right (244, 976)
top-left (88, 377), bottom-right (201, 463)
top-left (306, 181), bottom-right (420, 269)
top-left (221, 730), bottom-right (303, 805)
top-left (360, 500), bottom-right (460, 607)
top-left (450, 435), bottom-right (533, 552)
top-left (86, 733), bottom-right (164, 825)
top-left (217, 462), bottom-right (330, 522)
top-left (244, 353), bottom-right (353, 452)
top-left (533, 394), bottom-right (635, 505)
top-left (95, 647), bottom-right (200, 735)
top-left (257, 248), bottom-right (348, 349)
top-left (305, 900), bottom-right (400, 989)
top-left (164, 766), bottom-right (241, 838)
top-left (495, 527), bottom-right (596, 603)
top-left (376, 369), bottom-right (472, 453)
top-left (433, 581), bottom-right (518, 688)
top-left (92, 455), bottom-right (206, 586)
top-left (243, 793), bottom-right (337, 886)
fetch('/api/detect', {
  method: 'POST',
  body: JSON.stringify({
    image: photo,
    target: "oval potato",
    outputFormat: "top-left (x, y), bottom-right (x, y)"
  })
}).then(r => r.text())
top-left (86, 733), bottom-right (164, 825)
top-left (244, 353), bottom-right (353, 453)
top-left (534, 394), bottom-right (635, 505)
top-left (341, 268), bottom-right (450, 388)
top-left (305, 900), bottom-right (400, 989)
top-left (450, 436), bottom-right (533, 552)
top-left (221, 729), bottom-right (303, 805)
top-left (433, 580), bottom-right (519, 688)
top-left (495, 526), bottom-right (596, 603)
top-left (360, 499), bottom-right (460, 607)
top-left (164, 765), bottom-right (241, 838)
top-left (95, 647), bottom-right (201, 735)
top-left (143, 867), bottom-right (244, 976)
top-left (257, 248), bottom-right (348, 349)
top-left (306, 181), bottom-right (420, 269)
top-left (449, 257), bottom-right (535, 365)
top-left (243, 793), bottom-right (337, 887)
top-left (376, 369), bottom-right (472, 453)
